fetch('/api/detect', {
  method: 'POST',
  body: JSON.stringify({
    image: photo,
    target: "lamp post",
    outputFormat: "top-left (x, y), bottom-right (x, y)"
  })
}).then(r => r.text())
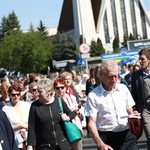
top-left (78, 0), bottom-right (89, 70)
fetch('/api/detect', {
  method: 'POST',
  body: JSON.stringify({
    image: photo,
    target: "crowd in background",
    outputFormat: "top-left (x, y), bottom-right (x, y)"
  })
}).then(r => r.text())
top-left (0, 48), bottom-right (149, 150)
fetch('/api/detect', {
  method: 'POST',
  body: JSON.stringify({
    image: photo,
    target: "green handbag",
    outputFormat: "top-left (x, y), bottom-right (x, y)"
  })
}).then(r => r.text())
top-left (58, 97), bottom-right (82, 144)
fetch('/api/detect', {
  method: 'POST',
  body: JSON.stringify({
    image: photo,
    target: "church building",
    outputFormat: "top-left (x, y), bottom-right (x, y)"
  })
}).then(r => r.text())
top-left (58, 0), bottom-right (150, 48)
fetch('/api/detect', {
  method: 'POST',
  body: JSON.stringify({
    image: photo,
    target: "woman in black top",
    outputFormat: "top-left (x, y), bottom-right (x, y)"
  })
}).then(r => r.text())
top-left (27, 78), bottom-right (76, 150)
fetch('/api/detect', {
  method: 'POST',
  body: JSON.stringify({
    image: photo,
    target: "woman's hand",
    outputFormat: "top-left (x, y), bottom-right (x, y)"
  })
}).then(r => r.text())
top-left (132, 111), bottom-right (141, 116)
top-left (61, 113), bottom-right (70, 121)
top-left (74, 109), bottom-right (81, 116)
top-left (20, 128), bottom-right (27, 140)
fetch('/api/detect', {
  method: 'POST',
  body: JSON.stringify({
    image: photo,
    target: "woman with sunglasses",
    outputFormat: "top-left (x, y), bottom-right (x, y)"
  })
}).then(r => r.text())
top-left (59, 71), bottom-right (84, 121)
top-left (2, 84), bottom-right (31, 150)
top-left (27, 82), bottom-right (39, 104)
top-left (27, 78), bottom-right (76, 150)
top-left (59, 71), bottom-right (80, 103)
top-left (54, 78), bottom-right (83, 150)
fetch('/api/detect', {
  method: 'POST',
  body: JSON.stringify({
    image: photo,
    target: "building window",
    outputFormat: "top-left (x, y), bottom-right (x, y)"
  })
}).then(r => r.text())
top-left (103, 11), bottom-right (110, 43)
top-left (130, 0), bottom-right (138, 38)
top-left (120, 0), bottom-right (128, 36)
top-left (139, 2), bottom-right (147, 38)
top-left (110, 0), bottom-right (118, 37)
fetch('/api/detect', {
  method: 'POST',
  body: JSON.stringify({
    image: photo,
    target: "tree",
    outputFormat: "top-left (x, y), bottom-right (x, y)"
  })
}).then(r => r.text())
top-left (0, 31), bottom-right (54, 73)
top-left (80, 35), bottom-right (86, 44)
top-left (0, 26), bottom-right (3, 39)
top-left (113, 37), bottom-right (120, 52)
top-left (37, 20), bottom-right (46, 32)
top-left (0, 11), bottom-right (20, 37)
top-left (129, 33), bottom-right (135, 40)
top-left (121, 34), bottom-right (129, 48)
top-left (90, 38), bottom-right (105, 57)
top-left (29, 23), bottom-right (34, 32)
top-left (121, 33), bottom-right (136, 49)
top-left (51, 33), bottom-right (77, 61)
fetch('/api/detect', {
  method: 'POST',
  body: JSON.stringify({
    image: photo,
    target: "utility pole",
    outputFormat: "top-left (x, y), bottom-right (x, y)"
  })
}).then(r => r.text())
top-left (78, 0), bottom-right (89, 70)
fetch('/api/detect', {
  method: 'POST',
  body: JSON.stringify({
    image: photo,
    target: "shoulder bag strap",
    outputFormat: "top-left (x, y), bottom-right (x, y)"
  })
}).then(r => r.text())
top-left (58, 97), bottom-right (64, 114)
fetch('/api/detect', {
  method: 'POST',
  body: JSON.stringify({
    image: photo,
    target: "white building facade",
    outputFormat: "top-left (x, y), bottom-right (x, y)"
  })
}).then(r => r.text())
top-left (58, 0), bottom-right (150, 48)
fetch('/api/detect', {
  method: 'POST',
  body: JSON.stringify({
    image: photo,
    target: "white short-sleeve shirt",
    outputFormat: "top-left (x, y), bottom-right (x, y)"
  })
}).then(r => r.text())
top-left (85, 83), bottom-right (135, 132)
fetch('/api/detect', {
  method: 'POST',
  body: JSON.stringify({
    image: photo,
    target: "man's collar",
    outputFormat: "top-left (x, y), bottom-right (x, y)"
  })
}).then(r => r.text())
top-left (99, 84), bottom-right (120, 95)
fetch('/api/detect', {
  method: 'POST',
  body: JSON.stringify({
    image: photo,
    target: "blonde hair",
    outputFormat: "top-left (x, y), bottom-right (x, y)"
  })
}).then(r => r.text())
top-left (59, 71), bottom-right (72, 80)
top-left (37, 78), bottom-right (54, 92)
top-left (29, 82), bottom-right (37, 93)
top-left (0, 81), bottom-right (11, 93)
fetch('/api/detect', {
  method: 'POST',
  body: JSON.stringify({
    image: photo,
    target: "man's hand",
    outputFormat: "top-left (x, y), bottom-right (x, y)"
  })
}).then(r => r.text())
top-left (97, 143), bottom-right (114, 150)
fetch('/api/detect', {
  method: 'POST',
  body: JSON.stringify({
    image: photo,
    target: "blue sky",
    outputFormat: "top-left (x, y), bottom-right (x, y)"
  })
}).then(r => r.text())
top-left (0, 0), bottom-right (149, 30)
top-left (0, 0), bottom-right (63, 30)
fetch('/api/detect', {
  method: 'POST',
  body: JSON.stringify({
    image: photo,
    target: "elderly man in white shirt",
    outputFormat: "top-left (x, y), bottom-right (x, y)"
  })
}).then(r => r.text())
top-left (85, 60), bottom-right (140, 150)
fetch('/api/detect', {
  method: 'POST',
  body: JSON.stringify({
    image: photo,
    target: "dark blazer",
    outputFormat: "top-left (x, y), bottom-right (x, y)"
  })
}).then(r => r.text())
top-left (0, 110), bottom-right (18, 150)
top-left (131, 69), bottom-right (145, 113)
top-left (27, 96), bottom-right (75, 150)
top-left (86, 78), bottom-right (97, 96)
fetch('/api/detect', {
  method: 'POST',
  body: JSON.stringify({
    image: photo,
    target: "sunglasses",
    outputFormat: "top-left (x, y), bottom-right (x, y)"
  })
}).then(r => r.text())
top-left (11, 93), bottom-right (20, 97)
top-left (56, 86), bottom-right (65, 90)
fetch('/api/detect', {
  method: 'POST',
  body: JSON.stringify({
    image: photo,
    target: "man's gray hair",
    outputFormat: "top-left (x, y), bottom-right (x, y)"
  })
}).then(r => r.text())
top-left (99, 60), bottom-right (119, 75)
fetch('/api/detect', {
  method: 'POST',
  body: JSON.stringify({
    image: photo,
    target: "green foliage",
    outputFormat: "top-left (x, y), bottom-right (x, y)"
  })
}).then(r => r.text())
top-left (129, 33), bottom-right (135, 40)
top-left (29, 23), bottom-right (34, 32)
top-left (0, 31), bottom-right (53, 73)
top-left (90, 38), bottom-right (105, 56)
top-left (113, 37), bottom-right (120, 52)
top-left (37, 20), bottom-right (46, 32)
top-left (80, 35), bottom-right (86, 44)
top-left (121, 33), bottom-right (136, 49)
top-left (121, 35), bottom-right (128, 48)
top-left (51, 33), bottom-right (77, 61)
top-left (0, 11), bottom-right (20, 37)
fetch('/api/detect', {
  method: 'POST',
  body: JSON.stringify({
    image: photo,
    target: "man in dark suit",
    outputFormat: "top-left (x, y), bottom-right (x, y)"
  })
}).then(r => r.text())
top-left (0, 109), bottom-right (18, 150)
top-left (131, 48), bottom-right (150, 150)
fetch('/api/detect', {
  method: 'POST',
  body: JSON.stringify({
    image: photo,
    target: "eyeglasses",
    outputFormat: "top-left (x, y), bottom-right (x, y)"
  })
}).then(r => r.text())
top-left (65, 78), bottom-right (71, 81)
top-left (55, 86), bottom-right (65, 90)
top-left (32, 89), bottom-right (37, 92)
top-left (11, 93), bottom-right (20, 97)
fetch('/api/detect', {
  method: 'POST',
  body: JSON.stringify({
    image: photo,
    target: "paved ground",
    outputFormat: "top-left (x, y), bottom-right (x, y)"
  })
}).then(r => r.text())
top-left (83, 129), bottom-right (147, 150)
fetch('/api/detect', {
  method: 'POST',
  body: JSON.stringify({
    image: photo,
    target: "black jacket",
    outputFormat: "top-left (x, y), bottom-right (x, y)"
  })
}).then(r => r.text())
top-left (0, 110), bottom-right (18, 150)
top-left (27, 97), bottom-right (75, 150)
top-left (131, 69), bottom-right (147, 113)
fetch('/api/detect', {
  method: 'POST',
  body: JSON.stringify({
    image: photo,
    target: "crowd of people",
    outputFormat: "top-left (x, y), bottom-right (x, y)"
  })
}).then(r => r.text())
top-left (0, 48), bottom-right (149, 150)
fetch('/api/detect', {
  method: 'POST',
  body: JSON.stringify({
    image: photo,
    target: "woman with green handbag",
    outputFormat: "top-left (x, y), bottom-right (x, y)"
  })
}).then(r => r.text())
top-left (54, 78), bottom-right (83, 150)
top-left (27, 78), bottom-right (76, 150)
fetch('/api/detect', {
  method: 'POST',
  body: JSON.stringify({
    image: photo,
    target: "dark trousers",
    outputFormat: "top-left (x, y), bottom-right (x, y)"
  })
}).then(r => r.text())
top-left (98, 129), bottom-right (138, 150)
top-left (86, 117), bottom-right (89, 135)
